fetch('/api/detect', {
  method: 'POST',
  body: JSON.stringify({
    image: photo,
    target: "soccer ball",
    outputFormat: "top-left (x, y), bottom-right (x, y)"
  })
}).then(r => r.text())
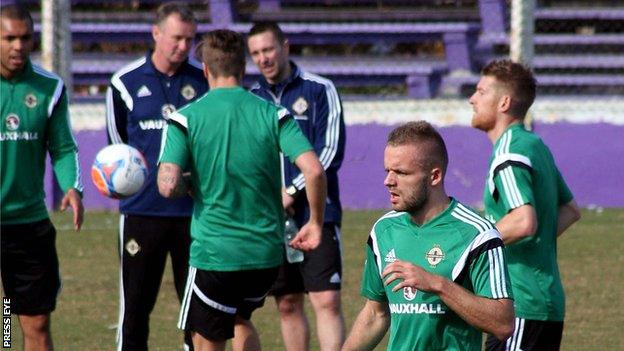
top-left (91, 144), bottom-right (148, 199)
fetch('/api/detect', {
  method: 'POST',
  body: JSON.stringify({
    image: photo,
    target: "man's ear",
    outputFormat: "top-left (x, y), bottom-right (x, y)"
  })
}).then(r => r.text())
top-left (430, 167), bottom-right (443, 187)
top-left (499, 94), bottom-right (512, 114)
top-left (202, 63), bottom-right (210, 80)
top-left (151, 24), bottom-right (160, 42)
top-left (282, 39), bottom-right (290, 56)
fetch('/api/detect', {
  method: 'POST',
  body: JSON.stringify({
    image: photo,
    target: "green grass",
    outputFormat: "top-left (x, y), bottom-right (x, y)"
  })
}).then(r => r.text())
top-left (7, 208), bottom-right (624, 350)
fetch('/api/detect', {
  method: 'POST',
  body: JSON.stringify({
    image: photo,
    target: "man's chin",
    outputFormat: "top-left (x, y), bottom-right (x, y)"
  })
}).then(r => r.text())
top-left (6, 63), bottom-right (25, 74)
top-left (390, 203), bottom-right (405, 212)
top-left (471, 119), bottom-right (485, 131)
top-left (262, 70), bottom-right (278, 81)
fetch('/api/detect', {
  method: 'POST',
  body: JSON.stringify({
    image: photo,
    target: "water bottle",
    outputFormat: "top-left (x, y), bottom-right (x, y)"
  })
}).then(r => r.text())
top-left (284, 216), bottom-right (304, 263)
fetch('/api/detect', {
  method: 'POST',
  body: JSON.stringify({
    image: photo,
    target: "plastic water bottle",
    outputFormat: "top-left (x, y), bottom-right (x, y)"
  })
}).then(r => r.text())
top-left (284, 216), bottom-right (304, 263)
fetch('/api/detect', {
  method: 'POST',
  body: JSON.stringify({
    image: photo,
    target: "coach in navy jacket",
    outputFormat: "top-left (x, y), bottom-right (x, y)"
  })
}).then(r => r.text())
top-left (250, 61), bottom-right (345, 226)
top-left (247, 21), bottom-right (347, 351)
top-left (105, 3), bottom-right (207, 350)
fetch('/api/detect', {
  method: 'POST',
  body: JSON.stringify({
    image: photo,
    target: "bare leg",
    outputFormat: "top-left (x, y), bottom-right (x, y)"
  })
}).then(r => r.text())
top-left (309, 290), bottom-right (345, 351)
top-left (19, 314), bottom-right (54, 351)
top-left (192, 331), bottom-right (225, 351)
top-left (232, 316), bottom-right (261, 351)
top-left (275, 293), bottom-right (310, 351)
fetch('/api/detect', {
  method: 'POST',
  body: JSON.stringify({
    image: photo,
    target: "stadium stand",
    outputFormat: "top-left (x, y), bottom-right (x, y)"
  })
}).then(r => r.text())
top-left (471, 1), bottom-right (624, 96)
top-left (25, 0), bottom-right (624, 99)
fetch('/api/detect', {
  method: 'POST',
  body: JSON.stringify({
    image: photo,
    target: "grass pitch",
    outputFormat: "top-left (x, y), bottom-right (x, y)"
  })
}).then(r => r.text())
top-left (7, 208), bottom-right (624, 350)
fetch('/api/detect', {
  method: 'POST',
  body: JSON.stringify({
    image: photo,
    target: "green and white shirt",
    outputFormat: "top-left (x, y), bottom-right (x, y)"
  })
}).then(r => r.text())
top-left (361, 198), bottom-right (513, 351)
top-left (159, 86), bottom-right (312, 271)
top-left (483, 123), bottom-right (573, 321)
top-left (1, 60), bottom-right (82, 224)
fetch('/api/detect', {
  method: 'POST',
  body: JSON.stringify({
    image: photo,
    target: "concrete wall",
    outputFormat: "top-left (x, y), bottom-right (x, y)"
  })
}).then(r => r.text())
top-left (341, 122), bottom-right (624, 209)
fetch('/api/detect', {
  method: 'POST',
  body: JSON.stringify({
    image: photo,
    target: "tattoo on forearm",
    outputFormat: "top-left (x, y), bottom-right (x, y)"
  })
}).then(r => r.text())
top-left (158, 164), bottom-right (188, 197)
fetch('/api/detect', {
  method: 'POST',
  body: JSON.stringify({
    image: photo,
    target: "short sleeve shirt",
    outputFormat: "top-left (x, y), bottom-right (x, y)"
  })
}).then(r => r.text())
top-left (1, 60), bottom-right (82, 224)
top-left (361, 199), bottom-right (513, 351)
top-left (160, 86), bottom-right (312, 271)
top-left (483, 123), bottom-right (573, 321)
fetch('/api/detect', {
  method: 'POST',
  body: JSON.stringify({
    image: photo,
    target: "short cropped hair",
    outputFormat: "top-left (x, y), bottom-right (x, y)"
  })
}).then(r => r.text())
top-left (0, 4), bottom-right (34, 31)
top-left (199, 29), bottom-right (246, 78)
top-left (387, 121), bottom-right (449, 174)
top-left (155, 2), bottom-right (195, 26)
top-left (248, 21), bottom-right (286, 44)
top-left (481, 59), bottom-right (536, 119)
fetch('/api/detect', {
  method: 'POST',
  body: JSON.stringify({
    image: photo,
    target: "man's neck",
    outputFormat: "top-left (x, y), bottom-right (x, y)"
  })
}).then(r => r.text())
top-left (1, 66), bottom-right (23, 80)
top-left (409, 192), bottom-right (450, 226)
top-left (151, 52), bottom-right (181, 76)
top-left (209, 75), bottom-right (240, 89)
top-left (487, 116), bottom-right (522, 144)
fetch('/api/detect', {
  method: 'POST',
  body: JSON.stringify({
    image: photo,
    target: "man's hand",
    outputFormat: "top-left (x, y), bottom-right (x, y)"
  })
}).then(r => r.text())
top-left (281, 188), bottom-right (295, 216)
top-left (384, 260), bottom-right (515, 341)
top-left (60, 188), bottom-right (84, 231)
top-left (382, 260), bottom-right (442, 293)
top-left (289, 220), bottom-right (322, 251)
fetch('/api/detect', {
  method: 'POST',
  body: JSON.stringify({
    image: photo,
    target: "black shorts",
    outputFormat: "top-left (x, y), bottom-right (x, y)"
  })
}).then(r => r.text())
top-left (270, 224), bottom-right (342, 296)
top-left (1, 218), bottom-right (60, 315)
top-left (485, 318), bottom-right (564, 351)
top-left (177, 266), bottom-right (279, 342)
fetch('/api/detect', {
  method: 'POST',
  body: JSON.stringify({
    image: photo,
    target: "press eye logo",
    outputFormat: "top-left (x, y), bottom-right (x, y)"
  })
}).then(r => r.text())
top-left (425, 245), bottom-right (445, 267)
top-left (5, 114), bottom-right (20, 131)
top-left (3, 297), bottom-right (11, 348)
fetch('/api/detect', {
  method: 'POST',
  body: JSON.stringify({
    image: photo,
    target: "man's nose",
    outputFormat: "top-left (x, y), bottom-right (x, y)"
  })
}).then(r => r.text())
top-left (384, 173), bottom-right (395, 187)
top-left (469, 93), bottom-right (476, 105)
top-left (13, 39), bottom-right (25, 51)
top-left (179, 39), bottom-right (191, 52)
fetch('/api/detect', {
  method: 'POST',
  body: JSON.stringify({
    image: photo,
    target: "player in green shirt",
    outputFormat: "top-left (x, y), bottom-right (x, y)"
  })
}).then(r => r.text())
top-left (470, 59), bottom-right (581, 351)
top-left (1, 4), bottom-right (83, 351)
top-left (343, 121), bottom-right (514, 351)
top-left (158, 29), bottom-right (327, 351)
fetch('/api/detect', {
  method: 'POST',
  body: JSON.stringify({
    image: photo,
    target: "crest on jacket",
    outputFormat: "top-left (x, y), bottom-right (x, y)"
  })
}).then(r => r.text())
top-left (292, 97), bottom-right (308, 115)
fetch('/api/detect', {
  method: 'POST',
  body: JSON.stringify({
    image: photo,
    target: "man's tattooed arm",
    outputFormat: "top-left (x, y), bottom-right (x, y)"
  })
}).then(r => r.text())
top-left (157, 162), bottom-right (189, 198)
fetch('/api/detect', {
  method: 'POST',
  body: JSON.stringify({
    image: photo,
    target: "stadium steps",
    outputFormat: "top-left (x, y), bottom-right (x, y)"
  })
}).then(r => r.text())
top-left (34, 53), bottom-right (448, 100)
top-left (247, 8), bottom-right (480, 23)
top-left (33, 20), bottom-right (480, 74)
top-left (31, 11), bottom-right (212, 23)
top-left (441, 73), bottom-right (624, 97)
top-left (535, 7), bottom-right (624, 21)
top-left (480, 33), bottom-right (624, 47)
top-left (473, 54), bottom-right (624, 74)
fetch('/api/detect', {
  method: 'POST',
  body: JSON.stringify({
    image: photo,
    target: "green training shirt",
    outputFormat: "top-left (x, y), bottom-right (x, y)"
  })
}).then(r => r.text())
top-left (159, 86), bottom-right (313, 271)
top-left (483, 123), bottom-right (573, 321)
top-left (1, 60), bottom-right (82, 224)
top-left (361, 198), bottom-right (513, 351)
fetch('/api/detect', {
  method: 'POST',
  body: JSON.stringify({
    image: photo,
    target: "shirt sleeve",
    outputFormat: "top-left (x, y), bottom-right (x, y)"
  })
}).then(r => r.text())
top-left (158, 112), bottom-right (190, 169)
top-left (290, 82), bottom-right (345, 191)
top-left (106, 84), bottom-right (129, 144)
top-left (278, 111), bottom-right (313, 162)
top-left (556, 168), bottom-right (574, 205)
top-left (360, 235), bottom-right (388, 302)
top-left (493, 164), bottom-right (534, 213)
top-left (47, 86), bottom-right (83, 194)
top-left (469, 239), bottom-right (514, 300)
